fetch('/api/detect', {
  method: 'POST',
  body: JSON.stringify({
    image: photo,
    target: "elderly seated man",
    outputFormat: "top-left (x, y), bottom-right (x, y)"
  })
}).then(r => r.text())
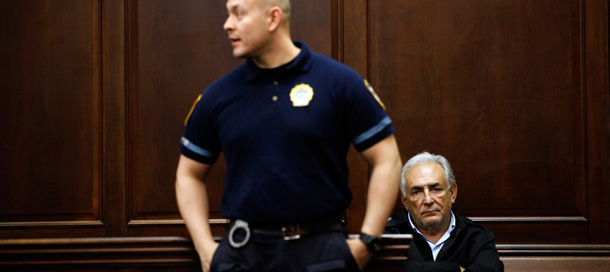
top-left (385, 151), bottom-right (504, 272)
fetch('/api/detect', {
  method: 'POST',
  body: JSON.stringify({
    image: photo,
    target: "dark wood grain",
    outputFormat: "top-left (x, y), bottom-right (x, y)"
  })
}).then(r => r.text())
top-left (0, 0), bottom-right (608, 249)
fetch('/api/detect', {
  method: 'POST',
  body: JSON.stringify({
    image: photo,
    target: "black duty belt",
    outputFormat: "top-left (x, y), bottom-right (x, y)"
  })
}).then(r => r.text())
top-left (228, 216), bottom-right (344, 248)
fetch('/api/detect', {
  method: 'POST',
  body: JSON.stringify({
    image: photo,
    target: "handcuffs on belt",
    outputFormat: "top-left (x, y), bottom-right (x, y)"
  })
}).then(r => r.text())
top-left (228, 219), bottom-right (251, 248)
top-left (228, 219), bottom-right (306, 248)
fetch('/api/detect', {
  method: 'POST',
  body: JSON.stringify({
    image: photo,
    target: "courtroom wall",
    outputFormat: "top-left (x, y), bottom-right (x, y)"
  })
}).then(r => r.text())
top-left (0, 0), bottom-right (608, 245)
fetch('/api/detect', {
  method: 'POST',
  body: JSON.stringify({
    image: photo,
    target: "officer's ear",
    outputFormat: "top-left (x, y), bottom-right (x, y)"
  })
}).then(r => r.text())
top-left (266, 6), bottom-right (282, 32)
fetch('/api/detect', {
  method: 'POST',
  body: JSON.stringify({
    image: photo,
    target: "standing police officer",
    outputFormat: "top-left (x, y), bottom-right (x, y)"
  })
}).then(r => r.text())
top-left (175, 0), bottom-right (402, 271)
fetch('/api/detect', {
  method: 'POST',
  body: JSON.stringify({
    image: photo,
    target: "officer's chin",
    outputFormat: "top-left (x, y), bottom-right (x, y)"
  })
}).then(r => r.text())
top-left (232, 48), bottom-right (250, 59)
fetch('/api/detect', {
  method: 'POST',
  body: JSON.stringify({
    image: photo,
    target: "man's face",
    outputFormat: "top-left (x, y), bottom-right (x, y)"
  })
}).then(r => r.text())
top-left (401, 162), bottom-right (457, 231)
top-left (224, 0), bottom-right (271, 59)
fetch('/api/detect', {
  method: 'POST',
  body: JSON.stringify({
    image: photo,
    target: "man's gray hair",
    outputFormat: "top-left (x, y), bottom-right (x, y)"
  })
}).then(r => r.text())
top-left (400, 152), bottom-right (456, 197)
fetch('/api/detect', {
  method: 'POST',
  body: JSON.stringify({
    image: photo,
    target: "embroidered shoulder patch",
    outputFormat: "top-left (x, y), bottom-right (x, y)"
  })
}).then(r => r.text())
top-left (184, 94), bottom-right (202, 126)
top-left (364, 79), bottom-right (386, 110)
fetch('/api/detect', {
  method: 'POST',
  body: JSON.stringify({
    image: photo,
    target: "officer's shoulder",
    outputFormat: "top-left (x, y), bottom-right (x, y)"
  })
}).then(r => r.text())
top-left (203, 63), bottom-right (248, 94)
top-left (217, 64), bottom-right (248, 84)
top-left (310, 51), bottom-right (359, 76)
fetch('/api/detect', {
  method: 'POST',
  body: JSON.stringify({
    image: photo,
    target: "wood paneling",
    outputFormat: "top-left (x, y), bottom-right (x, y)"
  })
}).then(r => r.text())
top-left (0, 235), bottom-right (411, 272)
top-left (0, 0), bottom-right (103, 234)
top-left (126, 0), bottom-right (233, 228)
top-left (103, 0), bottom-right (127, 237)
top-left (2, 237), bottom-right (610, 272)
top-left (369, 0), bottom-right (608, 243)
top-left (582, 0), bottom-right (610, 244)
top-left (0, 0), bottom-right (608, 250)
top-left (370, 0), bottom-right (582, 213)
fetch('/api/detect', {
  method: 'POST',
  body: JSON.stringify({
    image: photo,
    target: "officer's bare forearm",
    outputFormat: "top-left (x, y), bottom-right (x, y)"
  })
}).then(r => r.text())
top-left (361, 159), bottom-right (401, 235)
top-left (175, 156), bottom-right (217, 252)
top-left (359, 135), bottom-right (402, 236)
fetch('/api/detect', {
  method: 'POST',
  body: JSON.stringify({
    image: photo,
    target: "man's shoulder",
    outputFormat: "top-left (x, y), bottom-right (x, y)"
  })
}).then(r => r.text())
top-left (454, 212), bottom-right (495, 236)
top-left (455, 213), bottom-right (481, 227)
top-left (384, 212), bottom-right (413, 234)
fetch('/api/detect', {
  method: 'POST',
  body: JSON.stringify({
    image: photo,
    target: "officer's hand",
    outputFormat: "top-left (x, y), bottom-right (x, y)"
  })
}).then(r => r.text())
top-left (198, 241), bottom-right (219, 272)
top-left (346, 238), bottom-right (372, 271)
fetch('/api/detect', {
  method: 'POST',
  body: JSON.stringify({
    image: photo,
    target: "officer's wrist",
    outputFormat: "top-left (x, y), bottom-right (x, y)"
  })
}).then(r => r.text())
top-left (359, 232), bottom-right (382, 252)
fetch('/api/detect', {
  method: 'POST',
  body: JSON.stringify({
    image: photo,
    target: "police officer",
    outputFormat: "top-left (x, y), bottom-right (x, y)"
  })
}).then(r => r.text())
top-left (175, 0), bottom-right (402, 271)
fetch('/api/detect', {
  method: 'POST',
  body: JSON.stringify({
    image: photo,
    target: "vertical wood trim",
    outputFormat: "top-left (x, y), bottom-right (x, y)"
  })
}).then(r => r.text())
top-left (102, 0), bottom-right (127, 236)
top-left (91, 0), bottom-right (103, 224)
top-left (342, 0), bottom-right (369, 77)
top-left (125, 0), bottom-right (138, 229)
top-left (331, 0), bottom-right (343, 62)
top-left (576, 0), bottom-right (588, 220)
top-left (585, 0), bottom-right (610, 242)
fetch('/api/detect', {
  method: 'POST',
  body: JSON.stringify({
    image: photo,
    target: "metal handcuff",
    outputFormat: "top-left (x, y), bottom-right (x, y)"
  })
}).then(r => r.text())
top-left (228, 219), bottom-right (251, 248)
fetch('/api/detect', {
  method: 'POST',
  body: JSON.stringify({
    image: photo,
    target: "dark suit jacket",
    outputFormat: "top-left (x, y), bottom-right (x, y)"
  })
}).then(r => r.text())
top-left (385, 211), bottom-right (504, 272)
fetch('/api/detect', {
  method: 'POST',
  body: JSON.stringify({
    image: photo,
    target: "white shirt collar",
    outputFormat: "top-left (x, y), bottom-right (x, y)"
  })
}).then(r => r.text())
top-left (408, 211), bottom-right (456, 260)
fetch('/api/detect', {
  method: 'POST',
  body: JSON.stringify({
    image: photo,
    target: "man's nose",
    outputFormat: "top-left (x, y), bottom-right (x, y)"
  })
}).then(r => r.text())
top-left (223, 17), bottom-right (233, 31)
top-left (422, 189), bottom-right (434, 204)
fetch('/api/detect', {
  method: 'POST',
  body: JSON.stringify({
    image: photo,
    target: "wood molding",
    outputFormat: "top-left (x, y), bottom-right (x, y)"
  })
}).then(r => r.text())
top-left (0, 236), bottom-right (197, 269)
top-left (0, 235), bottom-right (410, 270)
top-left (2, 236), bottom-right (610, 271)
top-left (126, 219), bottom-right (229, 227)
top-left (498, 244), bottom-right (610, 256)
top-left (470, 216), bottom-right (589, 222)
top-left (0, 221), bottom-right (104, 228)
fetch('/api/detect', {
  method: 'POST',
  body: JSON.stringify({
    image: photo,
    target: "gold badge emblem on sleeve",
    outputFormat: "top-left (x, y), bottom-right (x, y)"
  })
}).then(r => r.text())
top-left (184, 94), bottom-right (202, 126)
top-left (364, 79), bottom-right (386, 110)
top-left (290, 83), bottom-right (314, 107)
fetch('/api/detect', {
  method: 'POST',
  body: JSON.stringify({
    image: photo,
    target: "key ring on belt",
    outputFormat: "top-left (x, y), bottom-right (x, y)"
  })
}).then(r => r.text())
top-left (228, 219), bottom-right (250, 248)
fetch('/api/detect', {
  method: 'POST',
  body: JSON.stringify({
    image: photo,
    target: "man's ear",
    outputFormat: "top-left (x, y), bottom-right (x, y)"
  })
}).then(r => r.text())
top-left (267, 6), bottom-right (282, 32)
top-left (450, 183), bottom-right (458, 204)
top-left (400, 193), bottom-right (409, 211)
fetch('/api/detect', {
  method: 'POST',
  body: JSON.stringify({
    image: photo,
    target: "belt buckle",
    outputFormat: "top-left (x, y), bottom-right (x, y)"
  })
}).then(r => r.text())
top-left (282, 223), bottom-right (301, 240)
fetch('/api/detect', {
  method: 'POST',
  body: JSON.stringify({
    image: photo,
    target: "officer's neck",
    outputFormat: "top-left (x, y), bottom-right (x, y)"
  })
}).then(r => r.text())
top-left (252, 35), bottom-right (300, 69)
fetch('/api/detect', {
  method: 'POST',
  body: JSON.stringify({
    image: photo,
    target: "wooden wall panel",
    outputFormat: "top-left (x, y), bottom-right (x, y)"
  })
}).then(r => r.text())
top-left (582, 0), bottom-right (610, 243)
top-left (102, 0), bottom-right (128, 237)
top-left (371, 0), bottom-right (581, 213)
top-left (126, 0), bottom-right (234, 229)
top-left (0, 0), bottom-right (607, 248)
top-left (0, 0), bottom-right (103, 235)
top-left (369, 0), bottom-right (607, 243)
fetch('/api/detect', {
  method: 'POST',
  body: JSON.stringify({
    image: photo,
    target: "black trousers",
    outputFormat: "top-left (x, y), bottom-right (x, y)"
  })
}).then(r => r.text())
top-left (210, 230), bottom-right (359, 272)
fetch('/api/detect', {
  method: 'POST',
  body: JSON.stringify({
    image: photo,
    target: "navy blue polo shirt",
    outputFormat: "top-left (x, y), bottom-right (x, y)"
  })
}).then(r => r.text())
top-left (181, 42), bottom-right (394, 223)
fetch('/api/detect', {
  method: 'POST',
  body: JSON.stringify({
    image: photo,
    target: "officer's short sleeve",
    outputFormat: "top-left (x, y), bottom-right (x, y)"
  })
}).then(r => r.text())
top-left (344, 77), bottom-right (394, 152)
top-left (180, 90), bottom-right (221, 164)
